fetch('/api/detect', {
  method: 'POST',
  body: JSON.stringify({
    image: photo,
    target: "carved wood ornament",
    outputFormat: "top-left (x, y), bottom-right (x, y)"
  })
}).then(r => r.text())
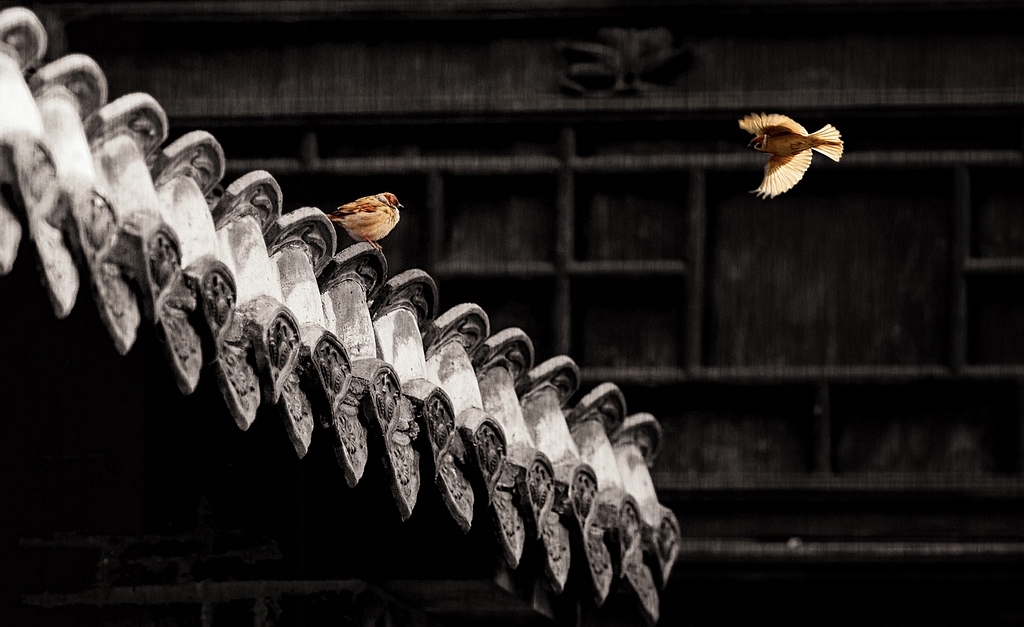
top-left (560, 27), bottom-right (690, 97)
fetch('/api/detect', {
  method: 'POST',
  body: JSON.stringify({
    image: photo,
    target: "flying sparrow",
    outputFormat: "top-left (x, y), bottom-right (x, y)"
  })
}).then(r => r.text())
top-left (739, 112), bottom-right (844, 199)
top-left (326, 192), bottom-right (402, 252)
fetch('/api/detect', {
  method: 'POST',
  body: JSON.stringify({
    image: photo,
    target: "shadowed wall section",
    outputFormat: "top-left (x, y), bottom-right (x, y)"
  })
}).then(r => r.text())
top-left (7, 1), bottom-right (1024, 625)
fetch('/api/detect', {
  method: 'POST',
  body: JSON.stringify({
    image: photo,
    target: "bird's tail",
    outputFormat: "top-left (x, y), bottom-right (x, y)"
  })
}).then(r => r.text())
top-left (809, 124), bottom-right (843, 162)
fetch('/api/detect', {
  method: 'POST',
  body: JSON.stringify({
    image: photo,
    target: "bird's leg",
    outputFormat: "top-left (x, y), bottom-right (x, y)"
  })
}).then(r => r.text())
top-left (363, 237), bottom-right (382, 252)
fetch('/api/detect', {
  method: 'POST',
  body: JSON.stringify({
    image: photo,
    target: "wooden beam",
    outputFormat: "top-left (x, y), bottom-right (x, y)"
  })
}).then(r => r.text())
top-left (580, 365), bottom-right (959, 385)
top-left (224, 151), bottom-right (1024, 178)
top-left (379, 579), bottom-right (557, 627)
top-left (572, 150), bottom-right (1023, 173)
top-left (54, 0), bottom-right (1024, 23)
top-left (426, 169), bottom-right (444, 272)
top-left (432, 260), bottom-right (556, 278)
top-left (554, 127), bottom-right (575, 356)
top-left (671, 538), bottom-right (1024, 564)
top-left (226, 155), bottom-right (560, 176)
top-left (965, 257), bottom-right (1024, 275)
top-left (813, 381), bottom-right (832, 474)
top-left (651, 472), bottom-right (1024, 499)
top-left (566, 259), bottom-right (687, 277)
top-left (685, 168), bottom-right (706, 374)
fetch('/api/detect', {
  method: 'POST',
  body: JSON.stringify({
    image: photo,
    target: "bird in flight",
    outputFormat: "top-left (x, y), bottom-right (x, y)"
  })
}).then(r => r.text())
top-left (739, 112), bottom-right (844, 199)
top-left (326, 192), bottom-right (402, 252)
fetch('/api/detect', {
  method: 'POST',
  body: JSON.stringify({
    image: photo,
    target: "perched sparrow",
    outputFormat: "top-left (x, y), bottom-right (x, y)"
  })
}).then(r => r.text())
top-left (326, 192), bottom-right (402, 252)
top-left (739, 112), bottom-right (844, 199)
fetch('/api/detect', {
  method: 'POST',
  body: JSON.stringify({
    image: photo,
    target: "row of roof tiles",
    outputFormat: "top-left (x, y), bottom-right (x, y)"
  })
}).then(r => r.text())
top-left (0, 7), bottom-right (678, 624)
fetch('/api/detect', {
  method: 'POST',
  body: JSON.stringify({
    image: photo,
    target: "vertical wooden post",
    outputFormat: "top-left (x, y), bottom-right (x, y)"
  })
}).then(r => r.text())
top-left (814, 381), bottom-right (832, 474)
top-left (952, 165), bottom-right (970, 374)
top-left (1016, 379), bottom-right (1024, 478)
top-left (685, 168), bottom-right (707, 374)
top-left (300, 130), bottom-right (319, 169)
top-left (554, 127), bottom-right (576, 355)
top-left (426, 169), bottom-right (444, 273)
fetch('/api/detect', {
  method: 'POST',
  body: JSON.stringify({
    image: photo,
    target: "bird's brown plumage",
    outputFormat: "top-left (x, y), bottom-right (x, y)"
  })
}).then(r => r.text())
top-left (739, 112), bottom-right (844, 199)
top-left (326, 192), bottom-right (402, 251)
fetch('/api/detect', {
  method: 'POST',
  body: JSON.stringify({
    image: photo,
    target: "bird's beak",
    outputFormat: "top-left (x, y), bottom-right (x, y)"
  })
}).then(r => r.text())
top-left (397, 204), bottom-right (404, 211)
top-left (747, 140), bottom-right (756, 149)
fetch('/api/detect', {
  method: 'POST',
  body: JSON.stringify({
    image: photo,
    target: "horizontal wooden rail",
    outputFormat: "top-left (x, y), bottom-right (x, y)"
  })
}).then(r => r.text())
top-left (965, 257), bottom-right (1024, 275)
top-left (652, 472), bottom-right (1024, 499)
top-left (432, 260), bottom-right (557, 278)
top-left (226, 155), bottom-right (560, 176)
top-left (581, 365), bottom-right (967, 385)
top-left (674, 538), bottom-right (1024, 563)
top-left (226, 150), bottom-right (1024, 177)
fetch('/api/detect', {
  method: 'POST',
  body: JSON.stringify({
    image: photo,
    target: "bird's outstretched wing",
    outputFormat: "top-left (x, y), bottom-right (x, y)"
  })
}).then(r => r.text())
top-left (753, 150), bottom-right (813, 199)
top-left (739, 112), bottom-right (808, 137)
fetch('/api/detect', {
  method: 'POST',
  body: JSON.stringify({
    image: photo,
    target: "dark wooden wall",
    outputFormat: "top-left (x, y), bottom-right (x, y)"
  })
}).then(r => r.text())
top-left (10, 0), bottom-right (1024, 625)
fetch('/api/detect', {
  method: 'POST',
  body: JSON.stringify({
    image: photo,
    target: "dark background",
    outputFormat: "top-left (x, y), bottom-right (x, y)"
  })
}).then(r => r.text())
top-left (4, 1), bottom-right (1024, 625)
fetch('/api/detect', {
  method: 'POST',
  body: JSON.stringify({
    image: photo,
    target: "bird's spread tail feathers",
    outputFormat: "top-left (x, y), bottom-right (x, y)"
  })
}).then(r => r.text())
top-left (809, 124), bottom-right (843, 162)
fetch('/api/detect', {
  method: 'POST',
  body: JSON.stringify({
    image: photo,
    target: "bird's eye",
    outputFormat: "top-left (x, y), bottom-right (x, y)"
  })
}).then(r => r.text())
top-left (754, 142), bottom-right (762, 149)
